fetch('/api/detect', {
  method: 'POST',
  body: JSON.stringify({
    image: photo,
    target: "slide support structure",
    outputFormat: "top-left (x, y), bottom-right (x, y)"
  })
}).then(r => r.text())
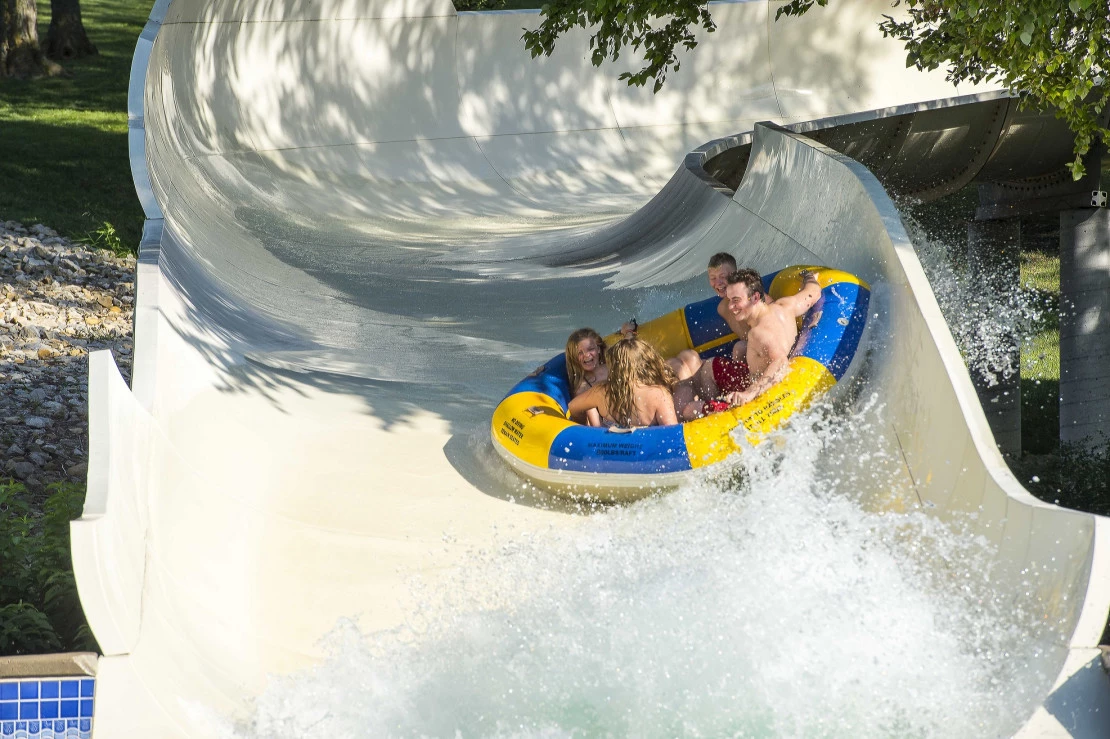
top-left (1060, 207), bottom-right (1110, 447)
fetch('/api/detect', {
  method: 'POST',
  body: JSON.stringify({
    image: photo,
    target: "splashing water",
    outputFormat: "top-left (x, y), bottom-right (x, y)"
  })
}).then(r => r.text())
top-left (902, 214), bottom-right (1047, 388)
top-left (223, 400), bottom-right (1060, 739)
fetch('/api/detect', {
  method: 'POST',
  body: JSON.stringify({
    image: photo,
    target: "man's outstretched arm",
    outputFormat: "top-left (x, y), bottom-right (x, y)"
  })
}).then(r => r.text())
top-left (776, 269), bottom-right (822, 317)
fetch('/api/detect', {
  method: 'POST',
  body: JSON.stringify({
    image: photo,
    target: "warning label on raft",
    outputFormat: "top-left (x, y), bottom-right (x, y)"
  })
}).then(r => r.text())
top-left (587, 441), bottom-right (642, 457)
top-left (499, 417), bottom-right (525, 446)
top-left (744, 388), bottom-right (795, 429)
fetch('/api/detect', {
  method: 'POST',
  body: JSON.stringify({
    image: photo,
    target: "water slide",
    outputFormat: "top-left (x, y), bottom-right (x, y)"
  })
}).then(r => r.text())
top-left (71, 0), bottom-right (1110, 735)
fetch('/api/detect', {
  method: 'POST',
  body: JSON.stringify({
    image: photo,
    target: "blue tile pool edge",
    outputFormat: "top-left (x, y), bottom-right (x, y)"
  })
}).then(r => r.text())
top-left (0, 677), bottom-right (94, 739)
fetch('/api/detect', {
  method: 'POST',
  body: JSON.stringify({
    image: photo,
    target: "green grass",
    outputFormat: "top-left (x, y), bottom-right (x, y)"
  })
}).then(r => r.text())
top-left (1020, 248), bottom-right (1060, 293)
top-left (1019, 341), bottom-right (1059, 455)
top-left (0, 0), bottom-right (149, 657)
top-left (1019, 246), bottom-right (1061, 454)
top-left (0, 0), bottom-right (150, 251)
top-left (1017, 205), bottom-right (1110, 514)
top-left (1011, 209), bottom-right (1109, 515)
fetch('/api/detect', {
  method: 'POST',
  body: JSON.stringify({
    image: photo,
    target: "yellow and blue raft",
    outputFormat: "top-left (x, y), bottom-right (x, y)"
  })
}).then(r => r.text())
top-left (491, 265), bottom-right (870, 499)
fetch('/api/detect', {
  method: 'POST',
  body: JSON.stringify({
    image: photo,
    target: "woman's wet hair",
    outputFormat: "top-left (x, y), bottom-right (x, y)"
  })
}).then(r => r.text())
top-left (604, 336), bottom-right (677, 426)
top-left (565, 327), bottom-right (606, 392)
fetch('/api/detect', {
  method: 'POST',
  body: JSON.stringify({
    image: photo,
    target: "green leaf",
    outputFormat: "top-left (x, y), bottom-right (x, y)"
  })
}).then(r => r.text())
top-left (521, 0), bottom-right (1108, 183)
top-left (1067, 156), bottom-right (1086, 180)
top-left (0, 603), bottom-right (63, 655)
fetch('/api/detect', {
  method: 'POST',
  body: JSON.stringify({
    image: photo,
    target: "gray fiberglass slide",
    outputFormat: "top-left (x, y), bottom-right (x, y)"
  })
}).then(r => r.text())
top-left (71, 0), bottom-right (1110, 735)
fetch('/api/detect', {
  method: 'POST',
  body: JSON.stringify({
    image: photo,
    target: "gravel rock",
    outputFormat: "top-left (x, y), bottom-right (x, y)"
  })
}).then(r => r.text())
top-left (41, 400), bottom-right (66, 417)
top-left (0, 219), bottom-right (135, 494)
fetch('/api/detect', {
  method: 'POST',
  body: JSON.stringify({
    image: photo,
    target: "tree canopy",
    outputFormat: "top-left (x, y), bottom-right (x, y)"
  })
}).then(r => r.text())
top-left (523, 0), bottom-right (1110, 178)
top-left (522, 0), bottom-right (715, 92)
top-left (780, 0), bottom-right (1109, 179)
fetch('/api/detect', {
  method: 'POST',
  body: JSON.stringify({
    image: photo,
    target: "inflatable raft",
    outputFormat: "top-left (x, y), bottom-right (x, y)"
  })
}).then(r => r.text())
top-left (491, 266), bottom-right (870, 501)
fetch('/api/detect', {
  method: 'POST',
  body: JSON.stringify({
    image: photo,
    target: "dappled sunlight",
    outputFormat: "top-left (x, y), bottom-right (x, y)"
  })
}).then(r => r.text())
top-left (455, 19), bottom-right (615, 136)
top-left (605, 2), bottom-right (779, 128)
top-left (135, 0), bottom-right (944, 381)
top-left (93, 1), bottom-right (1110, 734)
top-left (767, 0), bottom-right (963, 120)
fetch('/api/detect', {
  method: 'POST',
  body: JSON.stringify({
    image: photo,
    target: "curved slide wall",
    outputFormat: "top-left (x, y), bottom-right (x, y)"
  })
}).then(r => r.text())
top-left (71, 0), bottom-right (1110, 735)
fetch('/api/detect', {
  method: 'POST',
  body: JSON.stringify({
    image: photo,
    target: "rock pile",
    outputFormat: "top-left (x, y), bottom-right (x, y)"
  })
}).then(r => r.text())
top-left (1, 220), bottom-right (135, 494)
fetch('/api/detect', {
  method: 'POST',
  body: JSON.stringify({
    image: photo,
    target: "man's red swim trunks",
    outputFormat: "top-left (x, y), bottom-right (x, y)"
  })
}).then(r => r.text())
top-left (712, 356), bottom-right (751, 393)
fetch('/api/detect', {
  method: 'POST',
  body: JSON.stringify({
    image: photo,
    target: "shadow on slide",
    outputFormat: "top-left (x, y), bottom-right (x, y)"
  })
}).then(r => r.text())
top-left (70, 1), bottom-right (1110, 736)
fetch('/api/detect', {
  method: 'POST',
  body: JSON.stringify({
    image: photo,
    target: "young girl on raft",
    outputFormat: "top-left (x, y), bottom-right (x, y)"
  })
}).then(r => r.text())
top-left (564, 328), bottom-right (609, 427)
top-left (566, 324), bottom-right (700, 396)
top-left (568, 336), bottom-right (679, 427)
top-left (565, 327), bottom-right (609, 395)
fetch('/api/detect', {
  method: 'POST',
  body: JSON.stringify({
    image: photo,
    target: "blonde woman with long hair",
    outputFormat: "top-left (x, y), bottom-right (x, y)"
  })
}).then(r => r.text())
top-left (568, 336), bottom-right (679, 427)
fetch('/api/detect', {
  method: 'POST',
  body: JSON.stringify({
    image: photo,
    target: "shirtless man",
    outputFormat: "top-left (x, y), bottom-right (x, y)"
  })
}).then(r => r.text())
top-left (707, 252), bottom-right (748, 337)
top-left (673, 252), bottom-right (751, 419)
top-left (705, 267), bottom-right (822, 409)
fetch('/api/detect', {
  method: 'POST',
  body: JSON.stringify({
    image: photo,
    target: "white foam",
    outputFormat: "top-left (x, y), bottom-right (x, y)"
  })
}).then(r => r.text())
top-left (225, 402), bottom-right (1061, 738)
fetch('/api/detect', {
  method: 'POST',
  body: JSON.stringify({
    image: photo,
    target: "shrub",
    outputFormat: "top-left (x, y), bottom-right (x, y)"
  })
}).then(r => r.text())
top-left (79, 220), bottom-right (133, 257)
top-left (0, 603), bottom-right (63, 655)
top-left (1013, 436), bottom-right (1110, 517)
top-left (454, 0), bottom-right (506, 10)
top-left (0, 480), bottom-right (98, 655)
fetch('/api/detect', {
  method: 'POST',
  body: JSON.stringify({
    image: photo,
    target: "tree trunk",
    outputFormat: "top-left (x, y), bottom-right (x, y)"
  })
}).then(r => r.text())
top-left (45, 0), bottom-right (94, 61)
top-left (1, 0), bottom-right (63, 78)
